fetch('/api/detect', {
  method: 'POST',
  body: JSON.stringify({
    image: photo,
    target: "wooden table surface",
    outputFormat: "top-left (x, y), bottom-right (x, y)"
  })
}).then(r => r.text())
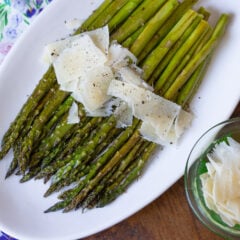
top-left (85, 102), bottom-right (240, 240)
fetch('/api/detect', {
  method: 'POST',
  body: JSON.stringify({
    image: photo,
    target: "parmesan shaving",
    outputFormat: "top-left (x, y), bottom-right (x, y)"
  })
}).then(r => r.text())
top-left (75, 66), bottom-right (114, 112)
top-left (107, 41), bottom-right (137, 71)
top-left (53, 34), bottom-right (107, 85)
top-left (116, 66), bottom-right (153, 91)
top-left (108, 80), bottom-right (192, 145)
top-left (200, 137), bottom-right (240, 227)
top-left (67, 101), bottom-right (80, 124)
top-left (42, 26), bottom-right (109, 64)
top-left (42, 34), bottom-right (80, 64)
top-left (86, 25), bottom-right (109, 55)
top-left (111, 99), bottom-right (133, 128)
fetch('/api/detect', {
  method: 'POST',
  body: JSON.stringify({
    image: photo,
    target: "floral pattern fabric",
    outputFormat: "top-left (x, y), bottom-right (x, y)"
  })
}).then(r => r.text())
top-left (0, 0), bottom-right (52, 64)
top-left (0, 1), bottom-right (53, 238)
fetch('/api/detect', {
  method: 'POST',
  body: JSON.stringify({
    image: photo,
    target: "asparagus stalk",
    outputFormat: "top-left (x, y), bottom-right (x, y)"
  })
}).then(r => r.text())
top-left (46, 119), bottom-right (139, 211)
top-left (64, 130), bottom-right (141, 212)
top-left (130, 0), bottom-right (179, 57)
top-left (21, 83), bottom-right (59, 138)
top-left (121, 26), bottom-right (145, 48)
top-left (51, 115), bottom-right (117, 184)
top-left (81, 164), bottom-right (119, 209)
top-left (76, 0), bottom-right (114, 32)
top-left (34, 114), bottom-right (77, 156)
top-left (138, 0), bottom-right (198, 62)
top-left (37, 117), bottom-right (92, 175)
top-left (42, 117), bottom-right (103, 166)
top-left (159, 26), bottom-right (212, 95)
top-left (43, 96), bottom-right (74, 133)
top-left (88, 0), bottom-right (130, 29)
top-left (148, 14), bottom-right (203, 86)
top-left (108, 0), bottom-right (144, 32)
top-left (18, 89), bottom-right (69, 173)
top-left (29, 117), bottom-right (78, 169)
top-left (5, 144), bottom-right (19, 178)
top-left (142, 9), bottom-right (198, 80)
top-left (36, 122), bottom-right (102, 180)
top-left (20, 167), bottom-right (42, 183)
top-left (164, 14), bottom-right (229, 100)
top-left (149, 5), bottom-right (211, 87)
top-left (0, 67), bottom-right (56, 159)
top-left (176, 55), bottom-right (211, 107)
top-left (154, 19), bottom-right (210, 92)
top-left (197, 7), bottom-right (210, 21)
top-left (40, 139), bottom-right (67, 169)
top-left (111, 0), bottom-right (167, 42)
top-left (98, 142), bottom-right (157, 207)
top-left (5, 84), bottom-right (61, 176)
top-left (83, 139), bottom-right (147, 209)
top-left (44, 127), bottom-right (122, 197)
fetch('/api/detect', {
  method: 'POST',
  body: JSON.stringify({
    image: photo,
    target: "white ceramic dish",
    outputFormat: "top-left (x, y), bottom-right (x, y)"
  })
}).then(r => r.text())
top-left (0, 1), bottom-right (239, 239)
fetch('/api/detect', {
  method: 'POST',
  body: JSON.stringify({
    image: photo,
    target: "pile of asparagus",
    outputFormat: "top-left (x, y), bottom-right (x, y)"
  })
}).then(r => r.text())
top-left (0, 0), bottom-right (228, 212)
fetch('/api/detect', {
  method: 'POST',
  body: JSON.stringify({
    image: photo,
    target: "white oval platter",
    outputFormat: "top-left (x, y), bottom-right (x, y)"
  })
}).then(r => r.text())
top-left (0, 0), bottom-right (239, 239)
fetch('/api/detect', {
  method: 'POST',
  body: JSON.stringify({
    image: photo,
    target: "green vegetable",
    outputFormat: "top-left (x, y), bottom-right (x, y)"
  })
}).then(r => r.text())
top-left (138, 0), bottom-right (198, 62)
top-left (130, 0), bottom-right (179, 56)
top-left (111, 0), bottom-right (167, 42)
top-left (164, 14), bottom-right (229, 100)
top-left (0, 66), bottom-right (56, 159)
top-left (142, 9), bottom-right (198, 80)
top-left (155, 19), bottom-right (210, 93)
top-left (108, 0), bottom-right (144, 32)
top-left (149, 14), bottom-right (203, 86)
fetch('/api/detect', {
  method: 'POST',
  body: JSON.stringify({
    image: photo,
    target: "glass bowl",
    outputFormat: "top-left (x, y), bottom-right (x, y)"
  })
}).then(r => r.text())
top-left (185, 117), bottom-right (240, 239)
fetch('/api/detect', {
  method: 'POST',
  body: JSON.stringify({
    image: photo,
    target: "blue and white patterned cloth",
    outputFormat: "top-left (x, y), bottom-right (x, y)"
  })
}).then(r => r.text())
top-left (0, 232), bottom-right (17, 240)
top-left (0, 1), bottom-right (53, 238)
top-left (0, 0), bottom-right (53, 64)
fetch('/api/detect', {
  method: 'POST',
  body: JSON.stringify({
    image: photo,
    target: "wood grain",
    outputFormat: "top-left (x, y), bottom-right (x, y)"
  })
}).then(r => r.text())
top-left (85, 102), bottom-right (240, 240)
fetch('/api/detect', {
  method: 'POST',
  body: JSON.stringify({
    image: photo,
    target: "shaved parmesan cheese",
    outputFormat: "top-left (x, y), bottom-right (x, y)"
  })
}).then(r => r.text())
top-left (107, 42), bottom-right (137, 71)
top-left (75, 66), bottom-right (114, 112)
top-left (108, 80), bottom-right (192, 145)
top-left (59, 79), bottom-right (79, 92)
top-left (117, 66), bottom-right (153, 91)
top-left (86, 25), bottom-right (109, 55)
top-left (43, 34), bottom-right (81, 64)
top-left (43, 26), bottom-right (109, 64)
top-left (200, 137), bottom-right (240, 227)
top-left (67, 101), bottom-right (80, 124)
top-left (112, 100), bottom-right (133, 128)
top-left (53, 34), bottom-right (107, 85)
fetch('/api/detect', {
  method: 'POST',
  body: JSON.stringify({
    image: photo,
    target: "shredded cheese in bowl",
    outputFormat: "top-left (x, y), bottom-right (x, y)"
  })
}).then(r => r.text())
top-left (200, 137), bottom-right (240, 227)
top-left (185, 117), bottom-right (240, 239)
